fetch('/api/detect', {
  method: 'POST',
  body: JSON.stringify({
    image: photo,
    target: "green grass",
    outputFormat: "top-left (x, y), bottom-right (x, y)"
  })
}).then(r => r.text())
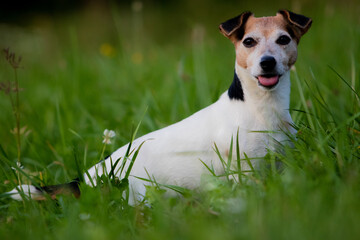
top-left (0, 0), bottom-right (360, 239)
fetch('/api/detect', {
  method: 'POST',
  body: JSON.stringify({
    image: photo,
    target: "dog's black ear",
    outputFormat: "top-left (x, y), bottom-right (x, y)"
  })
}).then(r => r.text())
top-left (278, 10), bottom-right (312, 41)
top-left (219, 11), bottom-right (253, 41)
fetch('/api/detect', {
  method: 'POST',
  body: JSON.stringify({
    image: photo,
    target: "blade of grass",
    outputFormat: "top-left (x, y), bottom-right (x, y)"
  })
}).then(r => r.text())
top-left (236, 128), bottom-right (242, 184)
top-left (226, 136), bottom-right (233, 179)
top-left (134, 175), bottom-right (191, 197)
top-left (199, 159), bottom-right (216, 176)
top-left (329, 65), bottom-right (359, 100)
top-left (294, 70), bottom-right (315, 130)
top-left (124, 141), bottom-right (146, 179)
top-left (73, 144), bottom-right (84, 183)
top-left (213, 142), bottom-right (226, 171)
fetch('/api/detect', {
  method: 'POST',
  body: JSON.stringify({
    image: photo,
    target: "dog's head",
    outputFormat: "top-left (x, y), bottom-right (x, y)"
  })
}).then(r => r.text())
top-left (220, 10), bottom-right (312, 90)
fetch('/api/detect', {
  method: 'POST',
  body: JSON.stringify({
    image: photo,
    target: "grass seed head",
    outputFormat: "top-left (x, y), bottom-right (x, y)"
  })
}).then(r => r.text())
top-left (3, 48), bottom-right (22, 69)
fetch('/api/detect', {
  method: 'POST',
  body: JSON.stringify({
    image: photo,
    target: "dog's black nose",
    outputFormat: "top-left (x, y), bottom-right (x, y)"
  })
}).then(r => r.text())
top-left (260, 56), bottom-right (276, 72)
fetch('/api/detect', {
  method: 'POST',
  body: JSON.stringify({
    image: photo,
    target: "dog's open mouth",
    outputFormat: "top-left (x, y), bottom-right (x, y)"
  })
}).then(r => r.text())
top-left (257, 75), bottom-right (280, 88)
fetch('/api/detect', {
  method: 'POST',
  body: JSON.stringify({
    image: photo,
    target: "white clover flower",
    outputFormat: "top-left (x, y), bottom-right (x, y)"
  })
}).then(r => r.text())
top-left (102, 129), bottom-right (116, 144)
top-left (11, 161), bottom-right (24, 171)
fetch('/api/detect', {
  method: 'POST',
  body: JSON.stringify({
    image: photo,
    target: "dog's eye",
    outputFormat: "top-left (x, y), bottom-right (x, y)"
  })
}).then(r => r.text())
top-left (276, 35), bottom-right (291, 45)
top-left (243, 37), bottom-right (257, 48)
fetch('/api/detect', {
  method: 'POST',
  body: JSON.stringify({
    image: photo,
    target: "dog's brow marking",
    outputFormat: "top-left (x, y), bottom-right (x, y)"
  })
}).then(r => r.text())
top-left (228, 71), bottom-right (244, 101)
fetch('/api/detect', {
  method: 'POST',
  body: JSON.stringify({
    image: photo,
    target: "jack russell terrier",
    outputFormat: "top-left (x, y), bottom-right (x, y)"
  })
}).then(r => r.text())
top-left (8, 10), bottom-right (312, 204)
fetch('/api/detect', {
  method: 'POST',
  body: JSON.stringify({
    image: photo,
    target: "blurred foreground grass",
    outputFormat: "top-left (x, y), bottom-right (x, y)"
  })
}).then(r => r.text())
top-left (0, 0), bottom-right (360, 239)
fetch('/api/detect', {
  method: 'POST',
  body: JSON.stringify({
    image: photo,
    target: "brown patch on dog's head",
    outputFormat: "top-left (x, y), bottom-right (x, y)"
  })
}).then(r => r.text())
top-left (219, 10), bottom-right (312, 43)
top-left (219, 10), bottom-right (312, 70)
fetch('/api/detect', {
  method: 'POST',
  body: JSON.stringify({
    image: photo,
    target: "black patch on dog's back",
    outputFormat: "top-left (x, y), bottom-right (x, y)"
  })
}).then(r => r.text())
top-left (228, 71), bottom-right (244, 101)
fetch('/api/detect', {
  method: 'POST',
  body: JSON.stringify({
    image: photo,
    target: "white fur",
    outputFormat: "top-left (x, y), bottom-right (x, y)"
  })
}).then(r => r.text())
top-left (7, 185), bottom-right (43, 200)
top-left (85, 62), bottom-right (296, 204)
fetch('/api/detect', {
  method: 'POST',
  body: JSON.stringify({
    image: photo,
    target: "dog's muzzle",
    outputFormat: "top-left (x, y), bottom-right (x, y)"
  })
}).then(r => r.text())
top-left (257, 56), bottom-right (280, 88)
top-left (260, 56), bottom-right (276, 72)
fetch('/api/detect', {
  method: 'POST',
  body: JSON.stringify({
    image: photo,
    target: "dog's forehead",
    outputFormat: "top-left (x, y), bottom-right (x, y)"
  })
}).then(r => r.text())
top-left (245, 14), bottom-right (287, 36)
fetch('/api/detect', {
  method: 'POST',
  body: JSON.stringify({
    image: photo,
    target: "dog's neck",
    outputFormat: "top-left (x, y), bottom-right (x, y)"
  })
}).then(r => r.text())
top-left (228, 70), bottom-right (245, 101)
top-left (228, 63), bottom-right (292, 129)
top-left (233, 64), bottom-right (290, 108)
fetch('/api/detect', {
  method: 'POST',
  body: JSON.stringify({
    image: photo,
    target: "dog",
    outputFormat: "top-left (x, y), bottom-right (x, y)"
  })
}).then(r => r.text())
top-left (7, 10), bottom-right (312, 204)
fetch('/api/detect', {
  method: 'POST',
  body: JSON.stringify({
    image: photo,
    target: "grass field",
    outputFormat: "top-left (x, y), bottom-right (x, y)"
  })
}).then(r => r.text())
top-left (0, 0), bottom-right (360, 239)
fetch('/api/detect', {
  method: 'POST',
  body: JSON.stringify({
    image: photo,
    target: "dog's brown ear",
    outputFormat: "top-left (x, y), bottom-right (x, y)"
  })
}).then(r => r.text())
top-left (219, 11), bottom-right (253, 41)
top-left (278, 10), bottom-right (312, 42)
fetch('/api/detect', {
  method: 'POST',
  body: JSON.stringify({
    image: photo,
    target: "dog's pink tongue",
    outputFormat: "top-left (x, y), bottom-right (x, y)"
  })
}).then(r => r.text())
top-left (258, 75), bottom-right (279, 87)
